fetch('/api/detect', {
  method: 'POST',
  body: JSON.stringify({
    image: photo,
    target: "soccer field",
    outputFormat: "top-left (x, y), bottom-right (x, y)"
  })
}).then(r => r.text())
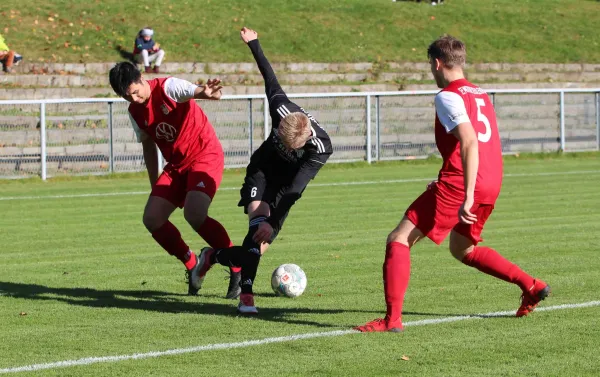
top-left (1, 156), bottom-right (599, 376)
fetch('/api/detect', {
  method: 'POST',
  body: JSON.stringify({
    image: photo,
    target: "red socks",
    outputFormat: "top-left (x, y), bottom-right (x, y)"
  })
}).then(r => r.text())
top-left (383, 242), bottom-right (411, 323)
top-left (197, 216), bottom-right (234, 249)
top-left (151, 221), bottom-right (191, 265)
top-left (462, 246), bottom-right (534, 292)
top-left (151, 217), bottom-right (241, 273)
top-left (197, 216), bottom-right (240, 273)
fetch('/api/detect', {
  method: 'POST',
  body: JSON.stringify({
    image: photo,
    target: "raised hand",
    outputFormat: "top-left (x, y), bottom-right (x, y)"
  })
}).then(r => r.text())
top-left (240, 27), bottom-right (258, 44)
top-left (202, 78), bottom-right (223, 100)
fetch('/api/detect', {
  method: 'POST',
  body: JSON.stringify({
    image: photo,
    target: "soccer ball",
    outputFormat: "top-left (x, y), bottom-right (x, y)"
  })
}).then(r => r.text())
top-left (271, 264), bottom-right (307, 298)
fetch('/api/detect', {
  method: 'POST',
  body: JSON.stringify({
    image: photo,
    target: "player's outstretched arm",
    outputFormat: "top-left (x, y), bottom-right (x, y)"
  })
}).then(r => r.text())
top-left (194, 78), bottom-right (223, 100)
top-left (240, 27), bottom-right (288, 106)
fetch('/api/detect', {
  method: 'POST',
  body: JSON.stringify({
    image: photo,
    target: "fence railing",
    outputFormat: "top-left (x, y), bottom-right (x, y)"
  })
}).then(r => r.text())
top-left (0, 88), bottom-right (599, 179)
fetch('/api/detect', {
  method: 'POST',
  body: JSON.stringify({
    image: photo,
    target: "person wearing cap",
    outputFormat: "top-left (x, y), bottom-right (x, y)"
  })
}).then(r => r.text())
top-left (133, 27), bottom-right (165, 73)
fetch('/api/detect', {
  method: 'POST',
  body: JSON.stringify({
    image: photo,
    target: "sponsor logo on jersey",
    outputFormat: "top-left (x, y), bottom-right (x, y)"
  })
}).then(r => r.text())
top-left (155, 122), bottom-right (177, 142)
top-left (272, 131), bottom-right (304, 162)
top-left (458, 86), bottom-right (486, 95)
top-left (197, 181), bottom-right (205, 188)
top-left (160, 103), bottom-right (170, 115)
top-left (449, 111), bottom-right (466, 122)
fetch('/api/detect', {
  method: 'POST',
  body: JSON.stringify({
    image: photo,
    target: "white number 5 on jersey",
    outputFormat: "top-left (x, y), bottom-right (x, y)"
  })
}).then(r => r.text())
top-left (475, 98), bottom-right (492, 143)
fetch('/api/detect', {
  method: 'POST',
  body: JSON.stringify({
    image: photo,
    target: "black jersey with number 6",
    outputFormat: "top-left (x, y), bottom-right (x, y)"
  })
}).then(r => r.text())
top-left (244, 39), bottom-right (333, 229)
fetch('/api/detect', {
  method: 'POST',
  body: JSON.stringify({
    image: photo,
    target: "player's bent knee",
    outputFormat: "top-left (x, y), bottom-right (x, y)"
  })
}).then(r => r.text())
top-left (142, 212), bottom-right (165, 232)
top-left (386, 231), bottom-right (405, 245)
top-left (449, 244), bottom-right (474, 261)
top-left (183, 208), bottom-right (208, 230)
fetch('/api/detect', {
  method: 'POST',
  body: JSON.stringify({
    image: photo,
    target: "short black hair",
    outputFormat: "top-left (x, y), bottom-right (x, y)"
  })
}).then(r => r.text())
top-left (109, 62), bottom-right (142, 97)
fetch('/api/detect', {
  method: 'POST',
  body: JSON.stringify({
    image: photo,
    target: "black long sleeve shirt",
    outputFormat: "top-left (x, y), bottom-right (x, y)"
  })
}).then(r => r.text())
top-left (247, 39), bottom-right (333, 229)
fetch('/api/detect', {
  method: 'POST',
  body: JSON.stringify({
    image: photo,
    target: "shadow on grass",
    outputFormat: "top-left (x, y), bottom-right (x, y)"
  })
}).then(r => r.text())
top-left (0, 281), bottom-right (386, 328)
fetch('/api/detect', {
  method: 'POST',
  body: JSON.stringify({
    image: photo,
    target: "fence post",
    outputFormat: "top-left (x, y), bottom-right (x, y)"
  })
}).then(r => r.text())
top-left (559, 91), bottom-right (565, 151)
top-left (108, 102), bottom-right (114, 173)
top-left (596, 92), bottom-right (600, 151)
top-left (490, 92), bottom-right (496, 108)
top-left (366, 95), bottom-right (372, 164)
top-left (40, 102), bottom-right (47, 180)
top-left (263, 96), bottom-right (269, 141)
top-left (376, 95), bottom-right (380, 161)
top-left (248, 98), bottom-right (253, 159)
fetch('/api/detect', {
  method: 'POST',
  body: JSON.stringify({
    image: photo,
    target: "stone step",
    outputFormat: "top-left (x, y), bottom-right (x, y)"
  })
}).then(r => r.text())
top-left (7, 62), bottom-right (600, 76)
top-left (1, 81), bottom-right (599, 101)
top-left (2, 71), bottom-right (600, 91)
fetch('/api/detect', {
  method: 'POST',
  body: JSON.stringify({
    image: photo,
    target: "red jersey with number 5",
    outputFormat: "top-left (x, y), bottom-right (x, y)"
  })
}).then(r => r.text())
top-left (128, 77), bottom-right (222, 172)
top-left (433, 78), bottom-right (503, 204)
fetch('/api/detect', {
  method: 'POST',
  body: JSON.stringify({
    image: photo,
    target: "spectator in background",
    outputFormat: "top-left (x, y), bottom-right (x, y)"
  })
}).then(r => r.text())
top-left (0, 33), bottom-right (20, 74)
top-left (133, 27), bottom-right (165, 73)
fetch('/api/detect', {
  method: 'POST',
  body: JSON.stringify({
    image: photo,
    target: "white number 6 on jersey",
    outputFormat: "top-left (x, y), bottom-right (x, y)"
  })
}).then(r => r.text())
top-left (475, 98), bottom-right (492, 143)
top-left (250, 187), bottom-right (257, 198)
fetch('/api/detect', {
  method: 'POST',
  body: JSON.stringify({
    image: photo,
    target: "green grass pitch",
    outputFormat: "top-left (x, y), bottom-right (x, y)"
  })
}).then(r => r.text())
top-left (0, 154), bottom-right (599, 376)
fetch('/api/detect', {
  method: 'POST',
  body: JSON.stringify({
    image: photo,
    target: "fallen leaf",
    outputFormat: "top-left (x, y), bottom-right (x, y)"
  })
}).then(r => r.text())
top-left (19, 312), bottom-right (27, 316)
top-left (401, 355), bottom-right (410, 361)
top-left (430, 16), bottom-right (435, 20)
top-left (64, 42), bottom-right (69, 48)
top-left (48, 17), bottom-right (54, 22)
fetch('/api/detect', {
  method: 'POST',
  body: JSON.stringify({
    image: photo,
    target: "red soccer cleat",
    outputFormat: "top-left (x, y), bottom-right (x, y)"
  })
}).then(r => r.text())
top-left (354, 317), bottom-right (403, 333)
top-left (238, 293), bottom-right (258, 315)
top-left (516, 279), bottom-right (551, 317)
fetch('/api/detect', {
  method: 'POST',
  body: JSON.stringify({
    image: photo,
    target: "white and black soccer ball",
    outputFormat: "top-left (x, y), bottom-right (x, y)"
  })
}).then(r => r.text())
top-left (271, 264), bottom-right (307, 298)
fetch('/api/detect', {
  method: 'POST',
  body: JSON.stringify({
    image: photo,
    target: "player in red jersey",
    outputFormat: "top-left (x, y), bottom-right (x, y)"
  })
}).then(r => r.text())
top-left (109, 62), bottom-right (241, 298)
top-left (355, 36), bottom-right (550, 333)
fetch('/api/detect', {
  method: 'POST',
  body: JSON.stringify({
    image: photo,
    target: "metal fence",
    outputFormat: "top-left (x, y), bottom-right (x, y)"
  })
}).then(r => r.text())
top-left (0, 88), bottom-right (598, 179)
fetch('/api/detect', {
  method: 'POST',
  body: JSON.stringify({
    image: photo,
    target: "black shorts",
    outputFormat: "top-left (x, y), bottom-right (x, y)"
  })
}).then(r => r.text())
top-left (237, 167), bottom-right (290, 240)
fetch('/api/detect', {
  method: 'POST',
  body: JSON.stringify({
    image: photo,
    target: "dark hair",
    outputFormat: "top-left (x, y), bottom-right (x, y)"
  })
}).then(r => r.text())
top-left (427, 35), bottom-right (466, 68)
top-left (109, 62), bottom-right (142, 97)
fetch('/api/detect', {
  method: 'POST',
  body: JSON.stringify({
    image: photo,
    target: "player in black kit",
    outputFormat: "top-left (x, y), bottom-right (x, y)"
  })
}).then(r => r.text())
top-left (193, 27), bottom-right (333, 314)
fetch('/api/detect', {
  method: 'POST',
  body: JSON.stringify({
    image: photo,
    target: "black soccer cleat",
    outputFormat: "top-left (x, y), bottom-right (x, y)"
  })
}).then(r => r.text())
top-left (225, 269), bottom-right (242, 299)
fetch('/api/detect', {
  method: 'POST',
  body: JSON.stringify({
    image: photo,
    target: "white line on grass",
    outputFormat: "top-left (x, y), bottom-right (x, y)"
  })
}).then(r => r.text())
top-left (1, 169), bottom-right (599, 202)
top-left (1, 300), bottom-right (599, 374)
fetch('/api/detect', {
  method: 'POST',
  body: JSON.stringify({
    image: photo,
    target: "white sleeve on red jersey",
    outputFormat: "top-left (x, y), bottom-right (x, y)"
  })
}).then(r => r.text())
top-left (128, 113), bottom-right (143, 142)
top-left (164, 77), bottom-right (198, 103)
top-left (435, 91), bottom-right (470, 133)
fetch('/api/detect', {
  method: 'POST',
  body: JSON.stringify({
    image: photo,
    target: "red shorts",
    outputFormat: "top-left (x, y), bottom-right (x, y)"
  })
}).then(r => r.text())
top-left (405, 183), bottom-right (494, 245)
top-left (150, 150), bottom-right (224, 208)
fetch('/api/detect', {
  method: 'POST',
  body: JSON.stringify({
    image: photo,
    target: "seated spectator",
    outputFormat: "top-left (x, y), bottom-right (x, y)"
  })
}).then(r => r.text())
top-left (133, 27), bottom-right (165, 73)
top-left (0, 33), bottom-right (20, 74)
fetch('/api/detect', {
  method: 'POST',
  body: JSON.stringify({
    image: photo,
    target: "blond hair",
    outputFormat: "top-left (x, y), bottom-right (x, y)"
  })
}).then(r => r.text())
top-left (278, 112), bottom-right (311, 150)
top-left (427, 35), bottom-right (466, 69)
